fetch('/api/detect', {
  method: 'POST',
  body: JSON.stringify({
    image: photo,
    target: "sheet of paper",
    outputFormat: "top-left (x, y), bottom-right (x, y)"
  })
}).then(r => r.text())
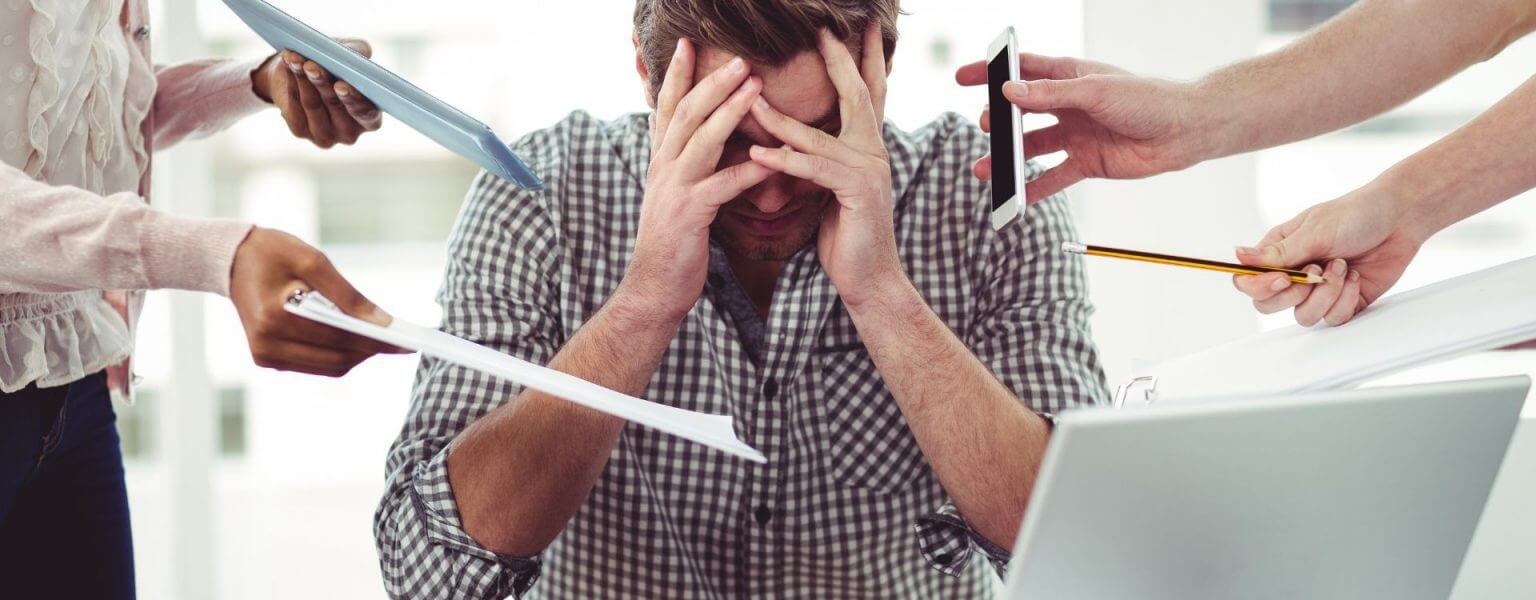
top-left (1140, 255), bottom-right (1536, 402)
top-left (285, 293), bottom-right (766, 463)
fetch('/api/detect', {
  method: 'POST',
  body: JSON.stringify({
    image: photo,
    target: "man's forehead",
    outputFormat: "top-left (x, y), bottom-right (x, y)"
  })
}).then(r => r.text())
top-left (691, 44), bottom-right (840, 139)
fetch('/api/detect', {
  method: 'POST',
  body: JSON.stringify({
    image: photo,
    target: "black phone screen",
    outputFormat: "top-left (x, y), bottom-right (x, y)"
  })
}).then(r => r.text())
top-left (987, 46), bottom-right (1018, 211)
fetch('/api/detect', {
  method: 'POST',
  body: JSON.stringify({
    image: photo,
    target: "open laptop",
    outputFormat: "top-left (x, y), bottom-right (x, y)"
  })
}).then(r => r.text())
top-left (1003, 376), bottom-right (1529, 600)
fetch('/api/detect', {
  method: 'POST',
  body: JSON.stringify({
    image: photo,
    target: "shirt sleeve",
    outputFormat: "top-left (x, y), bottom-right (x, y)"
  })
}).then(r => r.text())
top-left (0, 161), bottom-right (251, 296)
top-left (912, 160), bottom-right (1111, 578)
top-left (152, 57), bottom-right (269, 150)
top-left (373, 169), bottom-right (566, 600)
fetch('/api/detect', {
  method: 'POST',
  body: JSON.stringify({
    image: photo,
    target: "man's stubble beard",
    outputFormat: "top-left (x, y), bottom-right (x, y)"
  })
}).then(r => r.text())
top-left (711, 194), bottom-right (832, 261)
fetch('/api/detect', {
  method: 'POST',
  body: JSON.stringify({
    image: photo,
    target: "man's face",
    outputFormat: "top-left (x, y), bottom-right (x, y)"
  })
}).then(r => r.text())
top-left (690, 45), bottom-right (844, 261)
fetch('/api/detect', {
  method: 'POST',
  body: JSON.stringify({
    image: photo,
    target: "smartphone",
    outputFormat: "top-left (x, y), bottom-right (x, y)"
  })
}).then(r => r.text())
top-left (987, 27), bottom-right (1027, 230)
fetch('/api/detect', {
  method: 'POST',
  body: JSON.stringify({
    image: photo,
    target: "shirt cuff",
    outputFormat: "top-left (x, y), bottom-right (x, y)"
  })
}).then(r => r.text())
top-left (913, 501), bottom-right (1012, 578)
top-left (138, 210), bottom-right (253, 296)
top-left (410, 446), bottom-right (543, 597)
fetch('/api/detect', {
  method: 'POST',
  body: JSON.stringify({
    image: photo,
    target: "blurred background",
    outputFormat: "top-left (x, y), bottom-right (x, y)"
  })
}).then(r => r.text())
top-left (131, 0), bottom-right (1536, 597)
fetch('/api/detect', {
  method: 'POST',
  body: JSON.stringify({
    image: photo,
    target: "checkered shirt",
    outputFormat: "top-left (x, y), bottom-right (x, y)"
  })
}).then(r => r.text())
top-left (373, 111), bottom-right (1108, 599)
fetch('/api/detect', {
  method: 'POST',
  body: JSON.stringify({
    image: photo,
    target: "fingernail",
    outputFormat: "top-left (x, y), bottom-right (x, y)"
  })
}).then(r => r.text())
top-left (1349, 270), bottom-right (1360, 282)
top-left (753, 97), bottom-right (768, 111)
top-left (1236, 246), bottom-right (1259, 256)
top-left (335, 85), bottom-right (351, 97)
top-left (729, 57), bottom-right (745, 72)
top-left (1306, 264), bottom-right (1324, 276)
top-left (305, 65), bottom-right (321, 80)
top-left (1270, 278), bottom-right (1290, 292)
top-left (1329, 258), bottom-right (1346, 275)
top-left (1002, 81), bottom-right (1027, 96)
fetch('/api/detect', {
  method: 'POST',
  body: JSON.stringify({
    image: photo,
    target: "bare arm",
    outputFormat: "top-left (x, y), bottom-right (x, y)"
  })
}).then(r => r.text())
top-left (956, 0), bottom-right (1536, 199)
top-left (846, 280), bottom-right (1052, 547)
top-left (1201, 0), bottom-right (1536, 158)
top-left (446, 291), bottom-right (676, 556)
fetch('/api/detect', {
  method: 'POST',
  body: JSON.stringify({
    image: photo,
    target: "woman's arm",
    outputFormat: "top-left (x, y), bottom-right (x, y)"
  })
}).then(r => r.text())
top-left (0, 162), bottom-right (250, 296)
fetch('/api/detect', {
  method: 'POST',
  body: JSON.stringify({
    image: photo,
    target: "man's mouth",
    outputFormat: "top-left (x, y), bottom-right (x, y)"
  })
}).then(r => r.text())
top-left (736, 209), bottom-right (800, 236)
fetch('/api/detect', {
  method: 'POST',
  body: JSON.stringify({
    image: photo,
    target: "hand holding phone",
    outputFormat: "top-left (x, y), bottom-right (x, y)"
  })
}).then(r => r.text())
top-left (986, 27), bottom-right (1027, 230)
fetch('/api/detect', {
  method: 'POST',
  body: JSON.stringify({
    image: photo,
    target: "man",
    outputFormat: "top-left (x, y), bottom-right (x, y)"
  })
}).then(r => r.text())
top-left (375, 1), bottom-right (1107, 597)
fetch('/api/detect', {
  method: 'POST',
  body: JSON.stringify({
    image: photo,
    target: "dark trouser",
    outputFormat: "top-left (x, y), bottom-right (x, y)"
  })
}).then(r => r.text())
top-left (0, 371), bottom-right (135, 600)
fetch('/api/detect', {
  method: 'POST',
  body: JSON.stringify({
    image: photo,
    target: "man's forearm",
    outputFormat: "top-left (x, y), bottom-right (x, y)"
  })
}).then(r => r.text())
top-left (1196, 0), bottom-right (1536, 159)
top-left (845, 278), bottom-right (1051, 548)
top-left (1387, 73), bottom-right (1536, 242)
top-left (446, 287), bottom-right (684, 557)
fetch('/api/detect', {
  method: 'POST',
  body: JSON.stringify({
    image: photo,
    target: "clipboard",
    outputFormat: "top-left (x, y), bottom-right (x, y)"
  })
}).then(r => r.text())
top-left (1114, 254), bottom-right (1536, 407)
top-left (222, 0), bottom-right (545, 190)
top-left (283, 291), bottom-right (766, 464)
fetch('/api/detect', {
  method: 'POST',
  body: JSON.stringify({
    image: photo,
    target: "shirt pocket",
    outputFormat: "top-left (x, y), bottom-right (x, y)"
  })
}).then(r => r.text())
top-left (812, 340), bottom-right (931, 494)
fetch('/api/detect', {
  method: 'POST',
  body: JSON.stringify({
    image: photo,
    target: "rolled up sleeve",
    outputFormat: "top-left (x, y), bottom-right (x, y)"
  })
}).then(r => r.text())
top-left (374, 159), bottom-right (566, 598)
top-left (913, 170), bottom-right (1110, 578)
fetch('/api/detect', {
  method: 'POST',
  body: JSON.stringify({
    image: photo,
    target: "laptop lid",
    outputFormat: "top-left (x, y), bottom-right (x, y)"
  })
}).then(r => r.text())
top-left (1003, 376), bottom-right (1529, 600)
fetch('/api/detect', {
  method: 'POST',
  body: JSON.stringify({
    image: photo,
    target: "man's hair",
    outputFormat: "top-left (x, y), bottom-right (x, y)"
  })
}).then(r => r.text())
top-left (635, 0), bottom-right (900, 98)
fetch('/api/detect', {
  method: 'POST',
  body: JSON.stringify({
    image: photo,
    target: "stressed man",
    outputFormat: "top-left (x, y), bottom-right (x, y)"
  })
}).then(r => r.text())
top-left (375, 1), bottom-right (1107, 597)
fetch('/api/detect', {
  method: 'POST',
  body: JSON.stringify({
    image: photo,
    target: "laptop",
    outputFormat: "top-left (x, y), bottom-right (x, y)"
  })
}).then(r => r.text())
top-left (1003, 376), bottom-right (1529, 600)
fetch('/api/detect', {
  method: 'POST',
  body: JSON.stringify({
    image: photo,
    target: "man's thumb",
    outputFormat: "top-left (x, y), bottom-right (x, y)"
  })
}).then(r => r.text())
top-left (302, 258), bottom-right (392, 327)
top-left (1237, 237), bottom-right (1313, 269)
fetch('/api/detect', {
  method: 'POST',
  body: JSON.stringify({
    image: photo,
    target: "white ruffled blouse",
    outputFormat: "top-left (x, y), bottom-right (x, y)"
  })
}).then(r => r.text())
top-left (0, 0), bottom-right (265, 395)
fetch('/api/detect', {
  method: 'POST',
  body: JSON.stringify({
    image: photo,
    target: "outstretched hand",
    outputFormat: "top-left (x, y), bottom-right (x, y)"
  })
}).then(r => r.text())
top-left (955, 53), bottom-right (1213, 202)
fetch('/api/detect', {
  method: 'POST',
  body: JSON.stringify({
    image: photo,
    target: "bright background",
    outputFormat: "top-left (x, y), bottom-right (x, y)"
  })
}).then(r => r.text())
top-left (127, 0), bottom-right (1536, 597)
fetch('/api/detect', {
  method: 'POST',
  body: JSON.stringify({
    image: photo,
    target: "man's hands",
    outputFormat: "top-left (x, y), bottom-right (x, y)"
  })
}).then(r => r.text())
top-left (251, 40), bottom-right (383, 148)
top-left (622, 39), bottom-right (774, 318)
top-left (955, 54), bottom-right (1215, 202)
top-left (748, 25), bottom-right (904, 310)
top-left (229, 227), bottom-right (406, 376)
top-left (1231, 182), bottom-right (1427, 327)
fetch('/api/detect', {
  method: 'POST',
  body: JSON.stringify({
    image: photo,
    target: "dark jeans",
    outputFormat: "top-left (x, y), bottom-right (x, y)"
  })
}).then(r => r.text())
top-left (0, 372), bottom-right (135, 600)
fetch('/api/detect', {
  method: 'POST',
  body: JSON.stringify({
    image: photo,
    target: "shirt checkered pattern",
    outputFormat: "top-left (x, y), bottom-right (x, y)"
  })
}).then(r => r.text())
top-left (373, 110), bottom-right (1109, 599)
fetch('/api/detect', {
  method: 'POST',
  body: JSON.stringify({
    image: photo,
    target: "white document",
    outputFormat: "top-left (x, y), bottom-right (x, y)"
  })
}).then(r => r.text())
top-left (285, 292), bottom-right (766, 463)
top-left (1134, 255), bottom-right (1536, 402)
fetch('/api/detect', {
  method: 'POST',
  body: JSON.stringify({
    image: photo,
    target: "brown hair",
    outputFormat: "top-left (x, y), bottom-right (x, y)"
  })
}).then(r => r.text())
top-left (634, 0), bottom-right (900, 98)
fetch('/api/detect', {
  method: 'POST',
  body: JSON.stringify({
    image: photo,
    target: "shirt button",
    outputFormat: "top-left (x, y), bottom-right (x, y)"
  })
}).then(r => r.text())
top-left (934, 551), bottom-right (955, 566)
top-left (762, 379), bottom-right (778, 400)
top-left (753, 505), bottom-right (772, 525)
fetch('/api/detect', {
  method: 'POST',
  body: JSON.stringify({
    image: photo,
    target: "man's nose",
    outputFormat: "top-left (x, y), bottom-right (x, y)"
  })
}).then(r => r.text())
top-left (747, 188), bottom-right (793, 215)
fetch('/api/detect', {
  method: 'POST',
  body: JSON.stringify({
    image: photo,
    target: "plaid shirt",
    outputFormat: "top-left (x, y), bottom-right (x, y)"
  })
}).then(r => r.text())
top-left (374, 111), bottom-right (1108, 599)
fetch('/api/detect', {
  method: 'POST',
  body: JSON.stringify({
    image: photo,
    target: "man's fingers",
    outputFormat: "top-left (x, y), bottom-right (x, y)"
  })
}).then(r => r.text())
top-left (816, 29), bottom-right (879, 145)
top-left (973, 155), bottom-right (992, 180)
top-left (860, 22), bottom-right (888, 124)
top-left (748, 144), bottom-right (857, 193)
top-left (658, 54), bottom-right (750, 161)
top-left (653, 38), bottom-right (695, 149)
top-left (1323, 270), bottom-right (1364, 326)
top-left (1022, 125), bottom-right (1065, 156)
top-left (748, 97), bottom-right (862, 165)
top-left (695, 161), bottom-right (775, 206)
top-left (334, 81), bottom-right (382, 131)
top-left (1024, 163), bottom-right (1083, 203)
top-left (677, 77), bottom-right (761, 172)
top-left (979, 106), bottom-right (990, 133)
top-left (1293, 259), bottom-right (1348, 327)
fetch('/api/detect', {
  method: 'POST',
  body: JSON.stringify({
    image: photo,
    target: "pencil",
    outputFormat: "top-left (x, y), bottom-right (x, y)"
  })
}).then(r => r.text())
top-left (1062, 242), bottom-right (1324, 285)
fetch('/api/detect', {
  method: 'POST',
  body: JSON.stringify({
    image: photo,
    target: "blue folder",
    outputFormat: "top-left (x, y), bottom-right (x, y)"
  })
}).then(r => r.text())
top-left (222, 0), bottom-right (545, 190)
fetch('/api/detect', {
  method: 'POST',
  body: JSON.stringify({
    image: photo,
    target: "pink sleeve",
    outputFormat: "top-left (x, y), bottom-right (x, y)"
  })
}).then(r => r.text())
top-left (152, 57), bottom-right (272, 150)
top-left (0, 161), bottom-right (254, 296)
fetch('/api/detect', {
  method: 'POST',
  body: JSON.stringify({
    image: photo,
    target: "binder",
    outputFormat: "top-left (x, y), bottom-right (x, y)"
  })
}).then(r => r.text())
top-left (222, 0), bottom-right (545, 190)
top-left (1114, 254), bottom-right (1536, 407)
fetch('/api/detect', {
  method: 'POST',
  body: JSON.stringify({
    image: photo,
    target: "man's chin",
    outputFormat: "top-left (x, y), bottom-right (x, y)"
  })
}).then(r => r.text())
top-left (714, 226), bottom-right (819, 262)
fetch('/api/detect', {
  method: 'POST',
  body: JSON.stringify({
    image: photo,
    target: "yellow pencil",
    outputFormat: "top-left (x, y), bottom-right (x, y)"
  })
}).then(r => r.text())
top-left (1062, 242), bottom-right (1324, 285)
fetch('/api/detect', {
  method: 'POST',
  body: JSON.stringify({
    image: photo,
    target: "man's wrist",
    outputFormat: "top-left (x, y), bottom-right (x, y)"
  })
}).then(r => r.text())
top-left (843, 272), bottom-right (926, 324)
top-left (249, 54), bottom-right (278, 104)
top-left (606, 278), bottom-right (691, 338)
top-left (1184, 78), bottom-right (1246, 164)
top-left (1374, 163), bottom-right (1453, 246)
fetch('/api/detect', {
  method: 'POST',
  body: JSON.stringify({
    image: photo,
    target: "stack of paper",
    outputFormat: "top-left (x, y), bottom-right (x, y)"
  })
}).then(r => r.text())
top-left (1138, 255), bottom-right (1536, 402)
top-left (285, 293), bottom-right (766, 463)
